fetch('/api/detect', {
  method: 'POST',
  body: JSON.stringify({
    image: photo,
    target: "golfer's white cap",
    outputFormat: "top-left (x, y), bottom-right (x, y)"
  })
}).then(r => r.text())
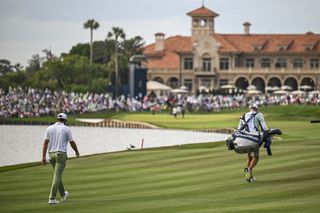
top-left (57, 113), bottom-right (67, 120)
top-left (249, 103), bottom-right (258, 110)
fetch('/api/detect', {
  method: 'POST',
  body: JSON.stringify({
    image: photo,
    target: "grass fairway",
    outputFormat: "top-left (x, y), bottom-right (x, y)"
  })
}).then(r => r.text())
top-left (1, 105), bottom-right (320, 213)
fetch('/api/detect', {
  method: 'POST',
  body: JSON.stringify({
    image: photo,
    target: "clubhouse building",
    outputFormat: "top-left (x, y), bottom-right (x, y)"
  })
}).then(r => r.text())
top-left (143, 5), bottom-right (320, 94)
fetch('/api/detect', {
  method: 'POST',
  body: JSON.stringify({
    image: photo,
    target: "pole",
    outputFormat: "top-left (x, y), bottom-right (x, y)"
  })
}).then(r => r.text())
top-left (90, 28), bottom-right (93, 65)
top-left (141, 138), bottom-right (144, 149)
top-left (179, 53), bottom-right (182, 87)
top-left (115, 40), bottom-right (119, 97)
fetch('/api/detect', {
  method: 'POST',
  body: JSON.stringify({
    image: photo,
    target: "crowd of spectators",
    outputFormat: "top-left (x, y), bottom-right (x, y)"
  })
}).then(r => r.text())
top-left (0, 87), bottom-right (319, 118)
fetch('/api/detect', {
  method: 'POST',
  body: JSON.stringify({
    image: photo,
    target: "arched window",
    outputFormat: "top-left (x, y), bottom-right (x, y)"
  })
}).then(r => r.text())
top-left (300, 77), bottom-right (315, 89)
top-left (153, 77), bottom-right (164, 84)
top-left (235, 77), bottom-right (249, 90)
top-left (193, 19), bottom-right (199, 27)
top-left (202, 53), bottom-right (211, 72)
top-left (200, 19), bottom-right (207, 27)
top-left (252, 77), bottom-right (266, 92)
top-left (284, 77), bottom-right (298, 91)
top-left (268, 77), bottom-right (281, 87)
top-left (167, 77), bottom-right (179, 89)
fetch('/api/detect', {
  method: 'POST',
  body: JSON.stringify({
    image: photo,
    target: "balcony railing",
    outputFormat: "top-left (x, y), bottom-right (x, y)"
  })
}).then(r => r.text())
top-left (194, 68), bottom-right (216, 75)
top-left (148, 67), bottom-right (320, 75)
top-left (219, 67), bottom-right (320, 74)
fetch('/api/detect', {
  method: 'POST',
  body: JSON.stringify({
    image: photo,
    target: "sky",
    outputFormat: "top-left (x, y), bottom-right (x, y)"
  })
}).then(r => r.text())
top-left (1, 0), bottom-right (320, 67)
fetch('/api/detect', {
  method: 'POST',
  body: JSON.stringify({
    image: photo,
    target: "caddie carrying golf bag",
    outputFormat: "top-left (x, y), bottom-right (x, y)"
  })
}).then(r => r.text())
top-left (226, 112), bottom-right (282, 155)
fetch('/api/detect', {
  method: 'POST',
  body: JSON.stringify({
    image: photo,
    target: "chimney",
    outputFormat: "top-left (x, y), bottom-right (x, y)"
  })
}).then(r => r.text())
top-left (243, 22), bottom-right (251, 35)
top-left (154, 32), bottom-right (165, 51)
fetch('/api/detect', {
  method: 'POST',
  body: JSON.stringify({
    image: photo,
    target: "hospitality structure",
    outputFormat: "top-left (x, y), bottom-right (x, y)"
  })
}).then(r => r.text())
top-left (143, 5), bottom-right (320, 94)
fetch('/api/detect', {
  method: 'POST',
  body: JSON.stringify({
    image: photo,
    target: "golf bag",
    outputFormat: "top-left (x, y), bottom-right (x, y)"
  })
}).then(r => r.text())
top-left (226, 128), bottom-right (282, 155)
top-left (226, 130), bottom-right (262, 153)
top-left (226, 112), bottom-right (282, 155)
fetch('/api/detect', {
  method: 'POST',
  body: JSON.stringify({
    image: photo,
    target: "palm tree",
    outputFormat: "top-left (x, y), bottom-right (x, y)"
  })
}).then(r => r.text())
top-left (83, 19), bottom-right (100, 65)
top-left (122, 36), bottom-right (145, 60)
top-left (107, 27), bottom-right (126, 96)
top-left (119, 36), bottom-right (145, 85)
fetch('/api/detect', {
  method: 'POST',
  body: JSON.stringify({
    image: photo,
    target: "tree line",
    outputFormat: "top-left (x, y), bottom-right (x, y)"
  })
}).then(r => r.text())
top-left (0, 19), bottom-right (145, 94)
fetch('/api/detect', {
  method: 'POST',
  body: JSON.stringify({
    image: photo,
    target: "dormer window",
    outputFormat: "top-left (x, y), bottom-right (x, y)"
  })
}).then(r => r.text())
top-left (305, 46), bottom-right (312, 51)
top-left (277, 39), bottom-right (293, 51)
top-left (278, 46), bottom-right (287, 51)
top-left (303, 40), bottom-right (318, 51)
top-left (253, 46), bottom-right (261, 51)
top-left (252, 40), bottom-right (268, 51)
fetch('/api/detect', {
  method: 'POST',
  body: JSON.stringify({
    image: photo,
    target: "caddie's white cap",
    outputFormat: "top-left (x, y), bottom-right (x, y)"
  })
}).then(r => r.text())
top-left (57, 113), bottom-right (67, 120)
top-left (249, 103), bottom-right (258, 110)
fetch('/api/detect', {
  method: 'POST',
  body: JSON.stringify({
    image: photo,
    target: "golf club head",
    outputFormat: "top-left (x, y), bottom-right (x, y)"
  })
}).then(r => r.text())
top-left (269, 128), bottom-right (282, 136)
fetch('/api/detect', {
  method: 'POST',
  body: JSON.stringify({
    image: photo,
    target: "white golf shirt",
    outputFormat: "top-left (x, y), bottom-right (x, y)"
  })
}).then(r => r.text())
top-left (44, 122), bottom-right (74, 153)
top-left (238, 111), bottom-right (268, 132)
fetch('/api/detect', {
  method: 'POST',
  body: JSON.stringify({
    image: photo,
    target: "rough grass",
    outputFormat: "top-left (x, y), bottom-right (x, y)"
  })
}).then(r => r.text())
top-left (1, 105), bottom-right (320, 213)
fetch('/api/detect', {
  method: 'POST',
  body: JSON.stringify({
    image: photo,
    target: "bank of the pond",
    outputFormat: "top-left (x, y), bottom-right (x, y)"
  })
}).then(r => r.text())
top-left (0, 125), bottom-right (229, 167)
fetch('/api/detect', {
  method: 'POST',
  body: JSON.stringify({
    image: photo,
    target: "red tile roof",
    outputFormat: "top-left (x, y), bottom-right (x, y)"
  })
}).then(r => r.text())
top-left (214, 34), bottom-right (320, 53)
top-left (143, 33), bottom-right (320, 69)
top-left (144, 36), bottom-right (192, 69)
top-left (187, 6), bottom-right (219, 17)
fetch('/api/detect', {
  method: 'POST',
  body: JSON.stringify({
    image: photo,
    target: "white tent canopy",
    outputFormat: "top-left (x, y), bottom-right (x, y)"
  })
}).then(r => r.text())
top-left (147, 81), bottom-right (172, 91)
top-left (273, 90), bottom-right (288, 95)
top-left (300, 85), bottom-right (313, 90)
top-left (291, 90), bottom-right (306, 95)
top-left (180, 85), bottom-right (189, 91)
top-left (247, 85), bottom-right (257, 90)
top-left (309, 90), bottom-right (320, 95)
top-left (245, 90), bottom-right (262, 95)
top-left (281, 85), bottom-right (293, 91)
top-left (171, 88), bottom-right (188, 94)
top-left (221, 84), bottom-right (236, 89)
top-left (265, 86), bottom-right (274, 91)
top-left (147, 81), bottom-right (172, 96)
top-left (272, 86), bottom-right (280, 91)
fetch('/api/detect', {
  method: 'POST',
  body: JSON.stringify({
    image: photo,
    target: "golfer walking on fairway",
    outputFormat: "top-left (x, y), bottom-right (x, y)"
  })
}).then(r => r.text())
top-left (238, 103), bottom-right (268, 182)
top-left (42, 113), bottom-right (80, 204)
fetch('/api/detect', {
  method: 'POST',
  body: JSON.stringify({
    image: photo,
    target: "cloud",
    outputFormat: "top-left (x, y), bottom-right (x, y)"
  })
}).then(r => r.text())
top-left (0, 15), bottom-right (189, 66)
top-left (0, 16), bottom-right (86, 65)
top-left (1, 0), bottom-right (320, 66)
top-left (99, 16), bottom-right (189, 44)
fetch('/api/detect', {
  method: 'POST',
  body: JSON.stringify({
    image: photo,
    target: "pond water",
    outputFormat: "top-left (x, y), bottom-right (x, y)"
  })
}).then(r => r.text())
top-left (0, 125), bottom-right (229, 167)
